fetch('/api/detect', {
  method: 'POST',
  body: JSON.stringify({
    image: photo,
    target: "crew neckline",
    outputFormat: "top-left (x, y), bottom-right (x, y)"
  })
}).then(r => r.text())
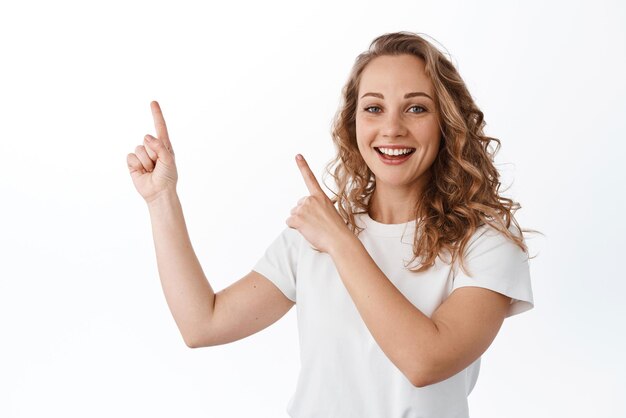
top-left (357, 212), bottom-right (419, 238)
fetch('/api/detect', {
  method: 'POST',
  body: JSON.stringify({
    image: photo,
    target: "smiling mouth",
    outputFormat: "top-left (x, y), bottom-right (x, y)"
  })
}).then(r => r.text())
top-left (374, 147), bottom-right (416, 157)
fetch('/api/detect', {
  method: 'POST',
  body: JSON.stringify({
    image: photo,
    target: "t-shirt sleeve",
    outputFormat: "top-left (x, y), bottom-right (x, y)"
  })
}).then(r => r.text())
top-left (451, 224), bottom-right (534, 318)
top-left (252, 227), bottom-right (300, 303)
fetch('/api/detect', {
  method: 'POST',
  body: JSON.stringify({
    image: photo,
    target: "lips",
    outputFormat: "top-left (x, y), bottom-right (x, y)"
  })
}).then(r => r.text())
top-left (374, 147), bottom-right (415, 165)
top-left (374, 147), bottom-right (416, 156)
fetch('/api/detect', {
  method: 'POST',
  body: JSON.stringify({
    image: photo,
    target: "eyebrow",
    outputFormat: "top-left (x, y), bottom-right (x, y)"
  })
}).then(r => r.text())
top-left (360, 91), bottom-right (434, 101)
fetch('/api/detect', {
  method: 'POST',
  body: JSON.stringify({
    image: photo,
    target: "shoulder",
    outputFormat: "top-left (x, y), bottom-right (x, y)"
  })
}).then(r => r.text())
top-left (258, 226), bottom-right (306, 262)
top-left (451, 221), bottom-right (535, 317)
top-left (274, 225), bottom-right (305, 246)
top-left (465, 221), bottom-right (527, 258)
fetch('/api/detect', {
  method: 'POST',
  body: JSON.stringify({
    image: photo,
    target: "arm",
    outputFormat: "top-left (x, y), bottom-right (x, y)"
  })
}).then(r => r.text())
top-left (148, 191), bottom-right (295, 348)
top-left (147, 191), bottom-right (216, 347)
top-left (329, 234), bottom-right (510, 387)
top-left (130, 102), bottom-right (294, 348)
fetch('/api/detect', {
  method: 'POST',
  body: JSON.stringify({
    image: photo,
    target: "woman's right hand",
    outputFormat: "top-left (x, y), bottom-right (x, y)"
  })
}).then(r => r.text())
top-left (126, 101), bottom-right (178, 204)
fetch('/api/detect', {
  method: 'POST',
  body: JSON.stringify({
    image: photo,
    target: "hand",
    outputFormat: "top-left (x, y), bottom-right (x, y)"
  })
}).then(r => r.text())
top-left (126, 101), bottom-right (178, 204)
top-left (286, 154), bottom-right (351, 254)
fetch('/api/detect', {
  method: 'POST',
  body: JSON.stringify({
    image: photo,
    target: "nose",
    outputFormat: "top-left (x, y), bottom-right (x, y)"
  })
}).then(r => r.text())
top-left (381, 110), bottom-right (407, 138)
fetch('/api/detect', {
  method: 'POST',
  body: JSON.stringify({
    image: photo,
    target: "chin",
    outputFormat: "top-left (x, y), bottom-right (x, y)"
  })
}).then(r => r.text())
top-left (373, 176), bottom-right (417, 189)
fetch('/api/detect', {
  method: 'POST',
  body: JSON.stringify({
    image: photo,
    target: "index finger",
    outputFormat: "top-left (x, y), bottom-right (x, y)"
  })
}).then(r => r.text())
top-left (296, 154), bottom-right (325, 197)
top-left (150, 101), bottom-right (171, 148)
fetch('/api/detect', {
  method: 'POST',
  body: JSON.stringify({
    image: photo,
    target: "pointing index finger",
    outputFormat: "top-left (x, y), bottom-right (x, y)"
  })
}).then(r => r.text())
top-left (150, 101), bottom-right (172, 150)
top-left (296, 154), bottom-right (325, 197)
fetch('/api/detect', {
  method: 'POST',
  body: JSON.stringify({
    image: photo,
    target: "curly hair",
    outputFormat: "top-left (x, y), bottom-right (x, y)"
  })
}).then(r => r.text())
top-left (321, 31), bottom-right (538, 276)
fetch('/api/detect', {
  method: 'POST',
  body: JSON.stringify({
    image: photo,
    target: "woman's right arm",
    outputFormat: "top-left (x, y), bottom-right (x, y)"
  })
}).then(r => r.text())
top-left (127, 101), bottom-right (294, 348)
top-left (147, 191), bottom-right (294, 348)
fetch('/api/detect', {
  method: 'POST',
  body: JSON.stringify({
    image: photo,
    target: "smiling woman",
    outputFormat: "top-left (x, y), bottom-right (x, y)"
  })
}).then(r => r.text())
top-left (127, 31), bottom-right (537, 418)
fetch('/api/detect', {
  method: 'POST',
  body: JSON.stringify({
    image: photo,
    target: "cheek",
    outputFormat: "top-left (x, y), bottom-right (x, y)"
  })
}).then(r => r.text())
top-left (411, 120), bottom-right (441, 147)
top-left (425, 137), bottom-right (442, 165)
top-left (355, 119), bottom-right (375, 143)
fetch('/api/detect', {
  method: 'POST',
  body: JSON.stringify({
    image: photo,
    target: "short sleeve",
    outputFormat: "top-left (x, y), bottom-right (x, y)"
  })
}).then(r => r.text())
top-left (252, 227), bottom-right (300, 303)
top-left (452, 224), bottom-right (534, 318)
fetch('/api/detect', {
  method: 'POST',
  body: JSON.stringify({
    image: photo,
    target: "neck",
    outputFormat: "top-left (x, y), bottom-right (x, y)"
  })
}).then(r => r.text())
top-left (366, 171), bottom-right (432, 224)
top-left (368, 189), bottom-right (419, 224)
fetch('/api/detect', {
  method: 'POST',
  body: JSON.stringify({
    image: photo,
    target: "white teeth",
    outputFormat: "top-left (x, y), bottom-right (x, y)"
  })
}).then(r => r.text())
top-left (378, 147), bottom-right (414, 156)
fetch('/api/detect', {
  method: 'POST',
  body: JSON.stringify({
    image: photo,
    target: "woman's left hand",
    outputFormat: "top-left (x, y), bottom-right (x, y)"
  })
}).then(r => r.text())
top-left (286, 154), bottom-right (352, 254)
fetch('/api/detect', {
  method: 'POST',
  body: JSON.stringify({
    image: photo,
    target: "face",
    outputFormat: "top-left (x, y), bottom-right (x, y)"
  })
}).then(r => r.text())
top-left (355, 54), bottom-right (442, 194)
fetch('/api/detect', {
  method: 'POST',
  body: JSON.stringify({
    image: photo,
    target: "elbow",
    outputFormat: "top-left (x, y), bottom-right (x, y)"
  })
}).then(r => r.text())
top-left (184, 336), bottom-right (199, 349)
top-left (406, 362), bottom-right (436, 388)
top-left (183, 333), bottom-right (208, 349)
top-left (182, 321), bottom-right (214, 348)
top-left (409, 372), bottom-right (434, 388)
top-left (184, 333), bottom-right (220, 349)
top-left (183, 317), bottom-right (219, 348)
top-left (408, 361), bottom-right (458, 388)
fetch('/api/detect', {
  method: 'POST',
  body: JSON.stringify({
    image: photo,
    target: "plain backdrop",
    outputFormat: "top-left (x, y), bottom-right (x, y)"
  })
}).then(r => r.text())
top-left (1, 0), bottom-right (625, 416)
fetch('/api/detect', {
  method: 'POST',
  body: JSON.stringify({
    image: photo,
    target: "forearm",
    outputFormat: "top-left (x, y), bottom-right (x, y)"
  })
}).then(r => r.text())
top-left (329, 234), bottom-right (439, 386)
top-left (147, 190), bottom-right (214, 346)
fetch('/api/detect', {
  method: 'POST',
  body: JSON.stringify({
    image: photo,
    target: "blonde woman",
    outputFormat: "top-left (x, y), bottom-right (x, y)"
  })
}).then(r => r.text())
top-left (126, 31), bottom-right (535, 417)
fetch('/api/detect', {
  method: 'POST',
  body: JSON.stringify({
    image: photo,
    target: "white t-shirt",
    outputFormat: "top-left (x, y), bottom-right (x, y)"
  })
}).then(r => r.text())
top-left (253, 212), bottom-right (534, 418)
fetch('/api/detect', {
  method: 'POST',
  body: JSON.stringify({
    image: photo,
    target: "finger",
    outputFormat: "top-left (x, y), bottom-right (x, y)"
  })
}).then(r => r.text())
top-left (135, 145), bottom-right (155, 172)
top-left (295, 154), bottom-right (325, 197)
top-left (144, 135), bottom-right (158, 160)
top-left (297, 196), bottom-right (307, 205)
top-left (144, 134), bottom-right (175, 166)
top-left (290, 203), bottom-right (305, 216)
top-left (127, 153), bottom-right (146, 176)
top-left (150, 101), bottom-right (173, 151)
top-left (285, 215), bottom-right (298, 230)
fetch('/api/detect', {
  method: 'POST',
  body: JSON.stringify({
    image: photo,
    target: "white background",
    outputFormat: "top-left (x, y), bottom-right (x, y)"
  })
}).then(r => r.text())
top-left (1, 0), bottom-right (624, 416)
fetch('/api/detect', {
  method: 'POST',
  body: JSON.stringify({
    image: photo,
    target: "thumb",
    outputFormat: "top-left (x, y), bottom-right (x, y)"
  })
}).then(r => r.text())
top-left (145, 134), bottom-right (174, 165)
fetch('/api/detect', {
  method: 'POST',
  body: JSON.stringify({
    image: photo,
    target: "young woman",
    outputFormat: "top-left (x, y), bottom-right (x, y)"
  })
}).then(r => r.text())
top-left (126, 31), bottom-right (535, 418)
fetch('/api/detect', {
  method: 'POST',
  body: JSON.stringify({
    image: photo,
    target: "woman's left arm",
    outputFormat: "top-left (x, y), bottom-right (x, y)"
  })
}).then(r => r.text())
top-left (287, 154), bottom-right (511, 388)
top-left (329, 235), bottom-right (511, 387)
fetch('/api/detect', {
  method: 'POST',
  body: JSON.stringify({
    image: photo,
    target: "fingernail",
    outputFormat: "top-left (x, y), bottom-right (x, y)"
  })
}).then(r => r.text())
top-left (145, 135), bottom-right (153, 141)
top-left (296, 154), bottom-right (303, 161)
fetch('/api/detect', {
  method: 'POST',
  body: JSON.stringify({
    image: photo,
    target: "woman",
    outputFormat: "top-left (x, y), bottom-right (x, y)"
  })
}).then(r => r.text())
top-left (127, 31), bottom-right (535, 418)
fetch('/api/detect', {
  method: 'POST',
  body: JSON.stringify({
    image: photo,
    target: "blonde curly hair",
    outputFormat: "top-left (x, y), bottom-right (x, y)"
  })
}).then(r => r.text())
top-left (322, 31), bottom-right (538, 275)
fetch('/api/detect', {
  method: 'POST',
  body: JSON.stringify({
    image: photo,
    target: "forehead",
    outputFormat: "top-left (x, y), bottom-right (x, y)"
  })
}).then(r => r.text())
top-left (358, 54), bottom-right (434, 97)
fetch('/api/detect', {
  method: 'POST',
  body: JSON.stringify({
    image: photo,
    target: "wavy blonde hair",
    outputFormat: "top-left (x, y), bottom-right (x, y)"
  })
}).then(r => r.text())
top-left (322, 31), bottom-right (539, 275)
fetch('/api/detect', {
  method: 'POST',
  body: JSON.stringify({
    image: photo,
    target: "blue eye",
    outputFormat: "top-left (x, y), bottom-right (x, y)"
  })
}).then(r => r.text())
top-left (408, 105), bottom-right (426, 113)
top-left (364, 106), bottom-right (381, 113)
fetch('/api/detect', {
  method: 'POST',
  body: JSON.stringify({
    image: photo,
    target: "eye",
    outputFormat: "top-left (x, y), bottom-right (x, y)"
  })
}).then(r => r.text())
top-left (364, 106), bottom-right (382, 113)
top-left (408, 105), bottom-right (426, 113)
